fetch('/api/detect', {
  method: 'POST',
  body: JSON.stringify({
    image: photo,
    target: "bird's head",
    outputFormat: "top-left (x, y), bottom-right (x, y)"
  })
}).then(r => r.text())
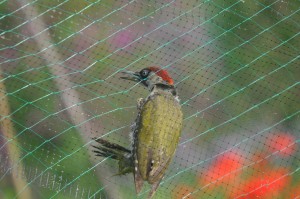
top-left (120, 66), bottom-right (175, 91)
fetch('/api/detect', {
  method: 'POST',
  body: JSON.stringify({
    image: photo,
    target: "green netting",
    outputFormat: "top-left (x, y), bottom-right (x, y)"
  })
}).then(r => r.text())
top-left (0, 0), bottom-right (299, 198)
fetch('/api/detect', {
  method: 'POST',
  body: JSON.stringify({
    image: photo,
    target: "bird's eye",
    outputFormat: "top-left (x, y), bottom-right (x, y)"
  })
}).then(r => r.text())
top-left (140, 69), bottom-right (150, 78)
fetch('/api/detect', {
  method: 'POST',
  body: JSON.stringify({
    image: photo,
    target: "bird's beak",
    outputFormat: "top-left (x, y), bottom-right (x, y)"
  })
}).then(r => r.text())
top-left (120, 70), bottom-right (141, 82)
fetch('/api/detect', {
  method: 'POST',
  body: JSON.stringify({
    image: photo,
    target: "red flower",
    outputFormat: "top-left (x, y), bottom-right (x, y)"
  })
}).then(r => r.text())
top-left (234, 168), bottom-right (290, 199)
top-left (266, 132), bottom-right (297, 157)
top-left (200, 150), bottom-right (245, 186)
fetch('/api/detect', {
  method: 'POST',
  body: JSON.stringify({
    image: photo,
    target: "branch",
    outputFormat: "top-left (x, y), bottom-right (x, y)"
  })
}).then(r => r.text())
top-left (0, 69), bottom-right (33, 199)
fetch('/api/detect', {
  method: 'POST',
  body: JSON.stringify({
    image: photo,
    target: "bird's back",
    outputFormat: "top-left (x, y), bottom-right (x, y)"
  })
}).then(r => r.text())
top-left (134, 92), bottom-right (183, 186)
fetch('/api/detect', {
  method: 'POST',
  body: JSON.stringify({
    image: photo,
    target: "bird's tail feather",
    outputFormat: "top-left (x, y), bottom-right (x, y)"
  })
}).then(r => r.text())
top-left (92, 137), bottom-right (133, 175)
top-left (92, 137), bottom-right (130, 159)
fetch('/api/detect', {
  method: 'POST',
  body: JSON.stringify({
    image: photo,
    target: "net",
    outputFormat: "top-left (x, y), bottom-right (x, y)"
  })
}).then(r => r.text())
top-left (0, 0), bottom-right (299, 198)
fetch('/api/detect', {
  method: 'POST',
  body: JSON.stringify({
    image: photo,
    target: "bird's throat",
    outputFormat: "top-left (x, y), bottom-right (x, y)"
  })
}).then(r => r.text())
top-left (150, 83), bottom-right (177, 96)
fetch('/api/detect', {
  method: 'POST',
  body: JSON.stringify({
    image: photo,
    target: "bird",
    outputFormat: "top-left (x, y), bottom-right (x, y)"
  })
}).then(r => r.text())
top-left (93, 66), bottom-right (183, 198)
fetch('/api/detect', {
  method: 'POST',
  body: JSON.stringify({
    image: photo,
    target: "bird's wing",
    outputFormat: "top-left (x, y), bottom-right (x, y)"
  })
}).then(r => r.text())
top-left (133, 93), bottom-right (182, 196)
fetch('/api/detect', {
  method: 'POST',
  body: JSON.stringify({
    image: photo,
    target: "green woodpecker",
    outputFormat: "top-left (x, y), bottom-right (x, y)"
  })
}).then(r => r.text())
top-left (93, 66), bottom-right (183, 198)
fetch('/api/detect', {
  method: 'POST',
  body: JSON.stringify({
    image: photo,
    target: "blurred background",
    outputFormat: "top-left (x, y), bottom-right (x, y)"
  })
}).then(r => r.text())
top-left (0, 0), bottom-right (299, 198)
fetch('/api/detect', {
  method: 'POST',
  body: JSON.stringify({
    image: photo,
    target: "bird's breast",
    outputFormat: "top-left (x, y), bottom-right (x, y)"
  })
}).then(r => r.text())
top-left (134, 93), bottom-right (183, 184)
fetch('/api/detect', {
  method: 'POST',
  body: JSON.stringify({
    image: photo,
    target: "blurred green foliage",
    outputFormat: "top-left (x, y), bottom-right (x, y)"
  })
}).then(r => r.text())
top-left (0, 0), bottom-right (299, 198)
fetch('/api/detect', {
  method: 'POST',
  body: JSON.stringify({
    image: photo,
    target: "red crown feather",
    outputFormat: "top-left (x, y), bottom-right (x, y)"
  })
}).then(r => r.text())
top-left (148, 66), bottom-right (174, 85)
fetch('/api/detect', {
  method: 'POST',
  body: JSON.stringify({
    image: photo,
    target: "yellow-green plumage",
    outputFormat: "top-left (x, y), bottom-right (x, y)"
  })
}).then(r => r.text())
top-left (134, 92), bottom-right (183, 196)
top-left (93, 67), bottom-right (182, 199)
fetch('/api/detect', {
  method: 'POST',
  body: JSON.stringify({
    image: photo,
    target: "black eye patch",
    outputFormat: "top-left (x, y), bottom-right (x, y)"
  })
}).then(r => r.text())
top-left (140, 69), bottom-right (150, 78)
